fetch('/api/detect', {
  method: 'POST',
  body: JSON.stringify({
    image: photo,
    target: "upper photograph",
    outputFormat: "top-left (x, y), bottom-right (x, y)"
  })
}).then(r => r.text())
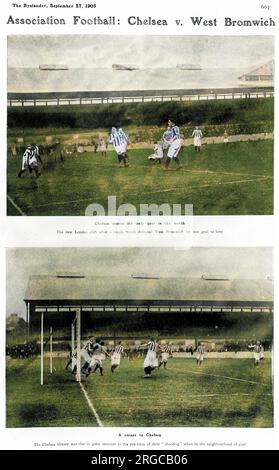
top-left (7, 35), bottom-right (274, 216)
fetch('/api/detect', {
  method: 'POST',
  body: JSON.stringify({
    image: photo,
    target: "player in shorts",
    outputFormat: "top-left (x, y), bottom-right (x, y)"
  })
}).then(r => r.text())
top-left (158, 343), bottom-right (173, 369)
top-left (196, 342), bottom-right (205, 366)
top-left (85, 339), bottom-right (109, 376)
top-left (118, 128), bottom-right (130, 166)
top-left (164, 120), bottom-right (182, 170)
top-left (140, 339), bottom-right (161, 378)
top-left (192, 127), bottom-right (203, 152)
top-left (18, 144), bottom-right (42, 178)
top-left (110, 341), bottom-right (125, 373)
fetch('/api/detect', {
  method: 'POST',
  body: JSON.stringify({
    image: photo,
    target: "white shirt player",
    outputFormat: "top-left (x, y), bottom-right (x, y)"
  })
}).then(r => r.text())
top-left (192, 128), bottom-right (203, 147)
top-left (148, 142), bottom-right (164, 161)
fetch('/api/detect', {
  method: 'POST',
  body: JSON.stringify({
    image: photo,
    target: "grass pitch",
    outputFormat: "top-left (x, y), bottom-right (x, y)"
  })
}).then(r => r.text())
top-left (7, 140), bottom-right (273, 216)
top-left (6, 357), bottom-right (273, 428)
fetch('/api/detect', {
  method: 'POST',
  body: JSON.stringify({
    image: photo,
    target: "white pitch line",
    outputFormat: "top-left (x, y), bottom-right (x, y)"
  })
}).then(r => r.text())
top-left (79, 382), bottom-right (104, 427)
top-left (7, 195), bottom-right (26, 216)
top-left (173, 367), bottom-right (270, 386)
top-left (31, 176), bottom-right (270, 209)
top-left (95, 393), bottom-right (272, 401)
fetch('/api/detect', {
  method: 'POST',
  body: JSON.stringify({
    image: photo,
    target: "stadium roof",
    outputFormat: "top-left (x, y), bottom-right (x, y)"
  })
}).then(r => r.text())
top-left (238, 60), bottom-right (274, 80)
top-left (24, 275), bottom-right (273, 307)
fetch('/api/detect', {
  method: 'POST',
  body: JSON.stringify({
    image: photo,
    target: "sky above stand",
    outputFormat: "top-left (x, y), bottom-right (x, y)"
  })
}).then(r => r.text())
top-left (8, 35), bottom-right (274, 69)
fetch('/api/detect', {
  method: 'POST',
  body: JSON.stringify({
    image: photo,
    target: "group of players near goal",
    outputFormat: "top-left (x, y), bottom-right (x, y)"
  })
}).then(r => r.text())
top-left (65, 337), bottom-right (265, 380)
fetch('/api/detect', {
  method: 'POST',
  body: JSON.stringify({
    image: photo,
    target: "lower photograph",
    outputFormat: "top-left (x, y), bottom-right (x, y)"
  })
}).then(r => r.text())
top-left (6, 247), bottom-right (273, 428)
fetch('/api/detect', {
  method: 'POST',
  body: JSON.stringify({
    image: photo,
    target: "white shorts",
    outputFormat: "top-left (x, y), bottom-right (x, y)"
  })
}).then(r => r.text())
top-left (144, 350), bottom-right (158, 369)
top-left (254, 352), bottom-right (260, 361)
top-left (194, 137), bottom-right (202, 147)
top-left (111, 352), bottom-right (121, 366)
top-left (148, 153), bottom-right (163, 161)
top-left (113, 143), bottom-right (126, 154)
top-left (167, 139), bottom-right (181, 159)
top-left (161, 352), bottom-right (169, 363)
top-left (196, 353), bottom-right (204, 361)
top-left (223, 138), bottom-right (228, 144)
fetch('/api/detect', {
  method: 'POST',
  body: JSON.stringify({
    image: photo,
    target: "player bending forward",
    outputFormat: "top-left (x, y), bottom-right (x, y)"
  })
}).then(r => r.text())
top-left (110, 341), bottom-right (125, 373)
top-left (158, 343), bottom-right (173, 369)
top-left (148, 141), bottom-right (164, 164)
top-left (66, 336), bottom-right (95, 374)
top-left (164, 120), bottom-right (182, 170)
top-left (83, 339), bottom-right (110, 377)
top-left (140, 339), bottom-right (161, 378)
top-left (196, 342), bottom-right (205, 366)
top-left (18, 144), bottom-right (42, 178)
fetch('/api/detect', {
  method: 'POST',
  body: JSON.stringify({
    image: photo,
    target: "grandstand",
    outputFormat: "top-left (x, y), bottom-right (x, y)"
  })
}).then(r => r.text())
top-left (7, 65), bottom-right (274, 106)
top-left (24, 273), bottom-right (273, 326)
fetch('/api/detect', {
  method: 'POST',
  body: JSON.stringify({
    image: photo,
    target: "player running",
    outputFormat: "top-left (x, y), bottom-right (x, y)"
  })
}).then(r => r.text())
top-left (118, 127), bottom-right (130, 166)
top-left (110, 340), bottom-right (125, 373)
top-left (196, 342), bottom-right (205, 366)
top-left (158, 343), bottom-right (173, 369)
top-left (109, 127), bottom-right (129, 167)
top-left (249, 340), bottom-right (262, 367)
top-left (192, 126), bottom-right (203, 152)
top-left (164, 120), bottom-right (182, 170)
top-left (140, 339), bottom-right (161, 378)
top-left (18, 144), bottom-right (42, 178)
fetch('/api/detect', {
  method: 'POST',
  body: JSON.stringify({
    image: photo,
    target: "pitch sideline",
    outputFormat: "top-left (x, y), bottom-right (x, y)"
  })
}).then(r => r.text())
top-left (79, 382), bottom-right (104, 427)
top-left (7, 195), bottom-right (26, 216)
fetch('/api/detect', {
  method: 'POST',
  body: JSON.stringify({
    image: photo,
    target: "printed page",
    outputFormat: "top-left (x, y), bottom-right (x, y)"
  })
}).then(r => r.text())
top-left (0, 0), bottom-right (278, 453)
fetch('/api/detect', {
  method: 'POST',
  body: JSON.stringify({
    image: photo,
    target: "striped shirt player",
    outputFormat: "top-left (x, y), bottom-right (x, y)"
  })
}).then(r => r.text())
top-left (165, 120), bottom-right (182, 169)
top-left (192, 127), bottom-right (203, 152)
top-left (118, 128), bottom-right (129, 166)
top-left (109, 127), bottom-right (129, 167)
top-left (111, 341), bottom-right (125, 373)
top-left (196, 343), bottom-right (205, 365)
top-left (159, 344), bottom-right (172, 368)
top-left (18, 145), bottom-right (42, 178)
top-left (142, 340), bottom-right (160, 378)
